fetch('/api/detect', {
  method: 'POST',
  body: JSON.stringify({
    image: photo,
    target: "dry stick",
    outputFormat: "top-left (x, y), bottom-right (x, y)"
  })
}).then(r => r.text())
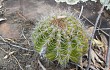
top-left (0, 36), bottom-right (35, 52)
top-left (86, 4), bottom-right (105, 70)
top-left (79, 5), bottom-right (84, 68)
top-left (0, 47), bottom-right (7, 53)
top-left (74, 9), bottom-right (109, 36)
top-left (79, 6), bottom-right (83, 19)
top-left (82, 15), bottom-right (109, 36)
top-left (19, 0), bottom-right (23, 14)
top-left (16, 11), bottom-right (27, 21)
top-left (21, 28), bottom-right (31, 46)
top-left (0, 47), bottom-right (24, 70)
top-left (105, 32), bottom-right (110, 70)
top-left (8, 43), bottom-right (35, 52)
top-left (12, 55), bottom-right (24, 70)
top-left (38, 60), bottom-right (46, 70)
top-left (98, 28), bottom-right (110, 30)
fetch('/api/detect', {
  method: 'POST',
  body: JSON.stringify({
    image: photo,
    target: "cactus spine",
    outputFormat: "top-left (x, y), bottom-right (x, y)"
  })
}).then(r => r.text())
top-left (32, 13), bottom-right (88, 67)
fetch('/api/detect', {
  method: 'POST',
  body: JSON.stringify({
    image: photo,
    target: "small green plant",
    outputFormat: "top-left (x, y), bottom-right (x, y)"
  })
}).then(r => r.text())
top-left (32, 13), bottom-right (88, 67)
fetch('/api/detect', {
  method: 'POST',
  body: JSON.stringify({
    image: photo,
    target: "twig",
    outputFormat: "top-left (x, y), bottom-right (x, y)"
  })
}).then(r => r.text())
top-left (0, 43), bottom-right (5, 45)
top-left (0, 47), bottom-right (7, 53)
top-left (0, 36), bottom-right (35, 52)
top-left (38, 59), bottom-right (46, 70)
top-left (79, 6), bottom-right (83, 18)
top-left (8, 43), bottom-right (35, 52)
top-left (21, 28), bottom-right (31, 46)
top-left (19, 0), bottom-right (23, 14)
top-left (0, 35), bottom-right (6, 42)
top-left (16, 11), bottom-right (27, 21)
top-left (12, 55), bottom-right (24, 70)
top-left (75, 9), bottom-right (109, 36)
top-left (97, 28), bottom-right (110, 30)
top-left (83, 15), bottom-right (109, 36)
top-left (0, 47), bottom-right (24, 70)
top-left (105, 32), bottom-right (110, 70)
top-left (70, 62), bottom-right (84, 69)
top-left (86, 3), bottom-right (105, 70)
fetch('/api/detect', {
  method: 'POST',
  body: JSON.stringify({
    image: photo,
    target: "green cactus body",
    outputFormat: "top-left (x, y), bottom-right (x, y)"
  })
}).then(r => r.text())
top-left (32, 14), bottom-right (88, 66)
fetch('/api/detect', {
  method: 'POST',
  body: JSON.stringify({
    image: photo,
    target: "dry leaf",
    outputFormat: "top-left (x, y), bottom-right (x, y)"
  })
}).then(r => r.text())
top-left (3, 51), bottom-right (15, 59)
top-left (5, 38), bottom-right (16, 43)
top-left (0, 5), bottom-right (2, 8)
top-left (57, 15), bottom-right (67, 19)
top-left (89, 65), bottom-right (98, 70)
top-left (3, 55), bottom-right (8, 59)
top-left (0, 18), bottom-right (6, 22)
top-left (87, 26), bottom-right (94, 37)
top-left (91, 49), bottom-right (103, 64)
top-left (93, 39), bottom-right (105, 52)
top-left (100, 33), bottom-right (108, 51)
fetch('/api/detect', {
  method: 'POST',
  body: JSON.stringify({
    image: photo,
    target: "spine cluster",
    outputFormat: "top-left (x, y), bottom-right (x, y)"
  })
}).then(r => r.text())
top-left (32, 15), bottom-right (88, 67)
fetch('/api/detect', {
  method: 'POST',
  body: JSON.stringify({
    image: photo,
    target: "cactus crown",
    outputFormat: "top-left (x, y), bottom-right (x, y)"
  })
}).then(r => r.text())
top-left (32, 11), bottom-right (88, 67)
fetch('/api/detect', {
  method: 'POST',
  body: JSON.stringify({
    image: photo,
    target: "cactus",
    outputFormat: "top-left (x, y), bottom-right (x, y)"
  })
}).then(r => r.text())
top-left (32, 12), bottom-right (88, 67)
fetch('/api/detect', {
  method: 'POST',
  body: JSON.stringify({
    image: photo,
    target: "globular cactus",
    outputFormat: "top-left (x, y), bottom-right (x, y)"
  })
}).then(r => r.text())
top-left (32, 11), bottom-right (88, 67)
